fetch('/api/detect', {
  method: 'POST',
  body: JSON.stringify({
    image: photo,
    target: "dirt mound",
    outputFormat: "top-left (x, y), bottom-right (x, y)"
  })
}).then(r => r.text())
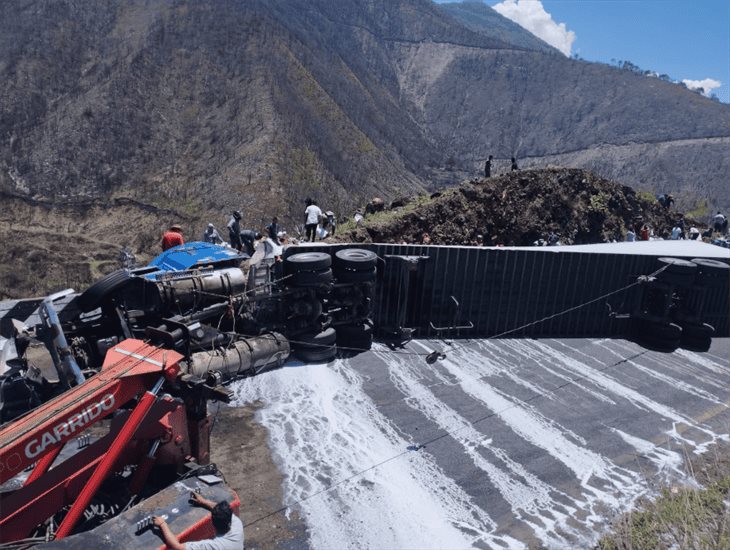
top-left (336, 168), bottom-right (700, 246)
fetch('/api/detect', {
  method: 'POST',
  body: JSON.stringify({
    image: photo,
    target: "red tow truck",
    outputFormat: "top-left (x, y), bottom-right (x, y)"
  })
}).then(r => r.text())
top-left (0, 339), bottom-right (239, 548)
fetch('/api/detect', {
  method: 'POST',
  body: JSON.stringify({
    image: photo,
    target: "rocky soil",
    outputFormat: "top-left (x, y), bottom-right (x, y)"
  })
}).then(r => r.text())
top-left (336, 168), bottom-right (701, 246)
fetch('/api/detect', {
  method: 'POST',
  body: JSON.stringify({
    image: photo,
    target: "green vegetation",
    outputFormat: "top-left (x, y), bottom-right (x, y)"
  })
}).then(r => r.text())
top-left (598, 478), bottom-right (730, 549)
top-left (636, 190), bottom-right (657, 204)
top-left (599, 443), bottom-right (730, 550)
top-left (686, 198), bottom-right (711, 220)
top-left (356, 134), bottom-right (375, 154)
top-left (336, 192), bottom-right (437, 235)
top-left (589, 192), bottom-right (610, 214)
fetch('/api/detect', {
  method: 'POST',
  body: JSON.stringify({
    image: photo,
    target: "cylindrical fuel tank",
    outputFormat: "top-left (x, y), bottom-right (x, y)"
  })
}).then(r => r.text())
top-left (186, 332), bottom-right (290, 383)
top-left (156, 268), bottom-right (246, 311)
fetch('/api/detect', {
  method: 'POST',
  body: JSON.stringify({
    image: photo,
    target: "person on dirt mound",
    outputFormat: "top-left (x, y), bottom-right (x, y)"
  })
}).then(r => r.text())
top-left (713, 211), bottom-right (726, 234)
top-left (676, 215), bottom-right (686, 238)
top-left (510, 157), bottom-right (519, 171)
top-left (266, 216), bottom-right (280, 244)
top-left (304, 199), bottom-right (322, 242)
top-left (203, 223), bottom-right (223, 244)
top-left (239, 229), bottom-right (262, 257)
top-left (485, 155), bottom-right (493, 177)
top-left (227, 210), bottom-right (243, 251)
top-left (161, 224), bottom-right (184, 251)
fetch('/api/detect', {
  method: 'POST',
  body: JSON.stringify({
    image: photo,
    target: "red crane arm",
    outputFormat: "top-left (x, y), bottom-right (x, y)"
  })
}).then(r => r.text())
top-left (0, 339), bottom-right (181, 485)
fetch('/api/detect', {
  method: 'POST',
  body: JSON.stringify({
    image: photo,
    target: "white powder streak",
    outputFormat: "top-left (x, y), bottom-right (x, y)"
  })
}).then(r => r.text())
top-left (610, 428), bottom-right (684, 480)
top-left (231, 359), bottom-right (518, 549)
top-left (541, 341), bottom-right (730, 454)
top-left (377, 347), bottom-right (582, 547)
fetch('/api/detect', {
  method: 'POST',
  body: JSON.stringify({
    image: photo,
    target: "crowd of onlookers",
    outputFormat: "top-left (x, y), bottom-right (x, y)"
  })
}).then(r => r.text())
top-left (154, 199), bottom-right (727, 260)
top-left (158, 198), bottom-right (343, 263)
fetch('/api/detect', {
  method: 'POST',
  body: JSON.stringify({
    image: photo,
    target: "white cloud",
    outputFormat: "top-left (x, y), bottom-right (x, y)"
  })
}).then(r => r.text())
top-left (492, 0), bottom-right (576, 56)
top-left (682, 78), bottom-right (722, 96)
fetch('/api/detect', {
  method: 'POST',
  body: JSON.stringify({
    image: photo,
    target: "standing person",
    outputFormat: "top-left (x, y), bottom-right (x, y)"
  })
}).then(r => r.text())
top-left (324, 211), bottom-right (336, 236)
top-left (304, 200), bottom-right (322, 242)
top-left (354, 209), bottom-right (364, 227)
top-left (510, 157), bottom-right (519, 171)
top-left (239, 230), bottom-right (261, 257)
top-left (266, 217), bottom-right (280, 244)
top-left (484, 155), bottom-right (493, 178)
top-left (713, 211), bottom-right (726, 234)
top-left (152, 492), bottom-right (244, 549)
top-left (640, 224), bottom-right (650, 241)
top-left (676, 215), bottom-right (686, 239)
top-left (203, 223), bottom-right (223, 244)
top-left (227, 210), bottom-right (243, 251)
top-left (161, 224), bottom-right (184, 251)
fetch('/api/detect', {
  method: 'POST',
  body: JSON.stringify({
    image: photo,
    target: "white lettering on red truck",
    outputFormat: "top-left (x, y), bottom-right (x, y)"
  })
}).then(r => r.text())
top-left (24, 394), bottom-right (115, 459)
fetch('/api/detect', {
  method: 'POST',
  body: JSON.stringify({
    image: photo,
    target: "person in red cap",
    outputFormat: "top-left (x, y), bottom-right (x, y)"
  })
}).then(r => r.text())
top-left (161, 223), bottom-right (184, 251)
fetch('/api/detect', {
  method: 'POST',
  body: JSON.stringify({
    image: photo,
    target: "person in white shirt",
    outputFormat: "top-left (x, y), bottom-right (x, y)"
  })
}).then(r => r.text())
top-left (153, 493), bottom-right (244, 550)
top-left (304, 199), bottom-right (322, 242)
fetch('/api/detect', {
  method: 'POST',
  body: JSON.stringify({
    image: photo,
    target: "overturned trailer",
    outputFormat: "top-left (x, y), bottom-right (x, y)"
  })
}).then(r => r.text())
top-left (0, 240), bottom-right (727, 547)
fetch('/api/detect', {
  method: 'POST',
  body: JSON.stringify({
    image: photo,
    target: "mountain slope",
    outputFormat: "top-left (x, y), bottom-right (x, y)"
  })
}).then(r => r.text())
top-left (0, 0), bottom-right (729, 261)
top-left (438, 1), bottom-right (559, 54)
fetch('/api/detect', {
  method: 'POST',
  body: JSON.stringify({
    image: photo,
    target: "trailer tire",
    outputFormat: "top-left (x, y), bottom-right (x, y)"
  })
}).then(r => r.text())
top-left (286, 252), bottom-right (332, 273)
top-left (681, 335), bottom-right (712, 352)
top-left (335, 267), bottom-right (377, 284)
top-left (657, 257), bottom-right (697, 274)
top-left (680, 322), bottom-right (714, 352)
top-left (335, 249), bottom-right (377, 270)
top-left (290, 269), bottom-right (333, 287)
top-left (654, 257), bottom-right (696, 287)
top-left (76, 269), bottom-right (132, 312)
top-left (631, 319), bottom-right (681, 352)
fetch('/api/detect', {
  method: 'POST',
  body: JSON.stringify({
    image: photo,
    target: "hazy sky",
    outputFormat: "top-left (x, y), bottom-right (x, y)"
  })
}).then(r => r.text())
top-left (435, 0), bottom-right (729, 103)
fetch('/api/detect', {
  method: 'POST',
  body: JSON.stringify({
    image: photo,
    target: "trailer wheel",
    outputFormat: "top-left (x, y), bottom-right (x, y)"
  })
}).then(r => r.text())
top-left (286, 252), bottom-right (332, 273)
top-left (334, 267), bottom-right (376, 284)
top-left (657, 257), bottom-right (697, 274)
top-left (680, 322), bottom-right (714, 352)
top-left (290, 268), bottom-right (333, 287)
top-left (631, 319), bottom-right (681, 352)
top-left (76, 269), bottom-right (132, 312)
top-left (655, 258), bottom-right (696, 287)
top-left (335, 249), bottom-right (377, 270)
top-left (681, 322), bottom-right (714, 340)
top-left (681, 335), bottom-right (712, 352)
